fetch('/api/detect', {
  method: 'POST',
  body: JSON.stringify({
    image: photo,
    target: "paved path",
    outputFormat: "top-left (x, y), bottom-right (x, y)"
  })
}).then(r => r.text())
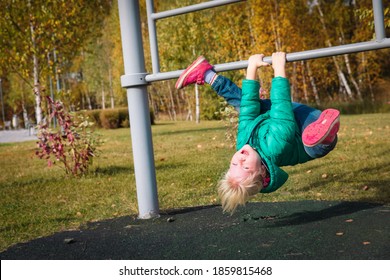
top-left (0, 129), bottom-right (37, 143)
top-left (1, 201), bottom-right (389, 260)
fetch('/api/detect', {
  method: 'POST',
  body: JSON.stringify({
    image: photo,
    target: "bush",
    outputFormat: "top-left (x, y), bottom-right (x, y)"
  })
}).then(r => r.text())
top-left (85, 110), bottom-right (102, 128)
top-left (100, 109), bottom-right (120, 129)
top-left (85, 108), bottom-right (155, 129)
top-left (118, 108), bottom-right (130, 127)
top-left (36, 97), bottom-right (102, 176)
top-left (218, 101), bottom-right (238, 147)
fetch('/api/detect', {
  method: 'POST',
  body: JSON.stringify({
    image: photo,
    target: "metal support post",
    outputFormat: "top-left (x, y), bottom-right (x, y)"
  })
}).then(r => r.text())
top-left (118, 0), bottom-right (159, 219)
top-left (373, 0), bottom-right (386, 41)
top-left (146, 0), bottom-right (160, 74)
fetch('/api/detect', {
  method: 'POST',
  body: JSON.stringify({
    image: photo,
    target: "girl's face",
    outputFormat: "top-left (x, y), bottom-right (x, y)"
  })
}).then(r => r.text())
top-left (229, 144), bottom-right (262, 181)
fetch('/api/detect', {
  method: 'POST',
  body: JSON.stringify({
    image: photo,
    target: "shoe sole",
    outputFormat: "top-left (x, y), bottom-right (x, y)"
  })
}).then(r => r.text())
top-left (175, 56), bottom-right (205, 89)
top-left (302, 109), bottom-right (340, 147)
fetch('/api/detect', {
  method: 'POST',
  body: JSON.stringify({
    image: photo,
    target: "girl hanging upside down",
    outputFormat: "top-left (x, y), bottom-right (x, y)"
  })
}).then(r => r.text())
top-left (176, 52), bottom-right (340, 214)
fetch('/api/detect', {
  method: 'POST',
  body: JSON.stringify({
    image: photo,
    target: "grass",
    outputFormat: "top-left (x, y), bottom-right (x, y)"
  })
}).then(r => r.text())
top-left (1, 113), bottom-right (390, 252)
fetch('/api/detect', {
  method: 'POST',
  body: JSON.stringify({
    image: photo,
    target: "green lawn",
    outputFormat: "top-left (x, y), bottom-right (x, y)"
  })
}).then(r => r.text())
top-left (1, 113), bottom-right (389, 252)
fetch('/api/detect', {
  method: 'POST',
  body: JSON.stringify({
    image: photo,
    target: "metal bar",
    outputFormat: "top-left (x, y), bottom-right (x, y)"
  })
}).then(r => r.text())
top-left (118, 0), bottom-right (159, 219)
top-left (145, 38), bottom-right (390, 82)
top-left (373, 0), bottom-right (386, 41)
top-left (146, 0), bottom-right (160, 73)
top-left (151, 0), bottom-right (245, 20)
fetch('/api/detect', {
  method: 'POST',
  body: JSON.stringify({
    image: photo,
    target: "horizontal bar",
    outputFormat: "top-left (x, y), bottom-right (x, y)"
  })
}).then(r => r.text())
top-left (151, 0), bottom-right (245, 20)
top-left (145, 38), bottom-right (390, 82)
top-left (286, 38), bottom-right (390, 62)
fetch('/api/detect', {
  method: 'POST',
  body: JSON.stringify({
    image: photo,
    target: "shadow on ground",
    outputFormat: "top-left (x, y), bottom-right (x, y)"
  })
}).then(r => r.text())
top-left (1, 201), bottom-right (389, 260)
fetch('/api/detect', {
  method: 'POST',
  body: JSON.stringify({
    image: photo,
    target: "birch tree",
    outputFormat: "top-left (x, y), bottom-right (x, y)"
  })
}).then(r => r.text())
top-left (0, 0), bottom-right (111, 123)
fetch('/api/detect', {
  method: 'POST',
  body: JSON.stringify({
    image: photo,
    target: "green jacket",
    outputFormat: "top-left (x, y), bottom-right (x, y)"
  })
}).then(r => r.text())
top-left (236, 77), bottom-right (313, 193)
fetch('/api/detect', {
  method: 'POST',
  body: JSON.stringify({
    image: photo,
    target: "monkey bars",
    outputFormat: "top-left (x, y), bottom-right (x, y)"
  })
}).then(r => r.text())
top-left (118, 0), bottom-right (389, 219)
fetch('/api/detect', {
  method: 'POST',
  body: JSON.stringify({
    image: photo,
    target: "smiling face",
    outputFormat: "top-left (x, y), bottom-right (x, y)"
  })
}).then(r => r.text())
top-left (229, 144), bottom-right (262, 182)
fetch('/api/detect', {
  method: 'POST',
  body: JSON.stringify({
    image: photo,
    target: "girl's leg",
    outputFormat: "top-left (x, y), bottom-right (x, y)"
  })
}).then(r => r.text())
top-left (292, 103), bottom-right (338, 158)
top-left (291, 103), bottom-right (321, 132)
top-left (303, 136), bottom-right (338, 159)
top-left (174, 56), bottom-right (271, 112)
top-left (211, 75), bottom-right (271, 113)
top-left (211, 75), bottom-right (242, 111)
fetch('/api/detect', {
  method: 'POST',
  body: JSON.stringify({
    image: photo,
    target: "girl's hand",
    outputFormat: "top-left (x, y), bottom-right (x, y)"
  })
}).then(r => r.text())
top-left (272, 52), bottom-right (286, 78)
top-left (246, 54), bottom-right (269, 80)
top-left (248, 54), bottom-right (270, 68)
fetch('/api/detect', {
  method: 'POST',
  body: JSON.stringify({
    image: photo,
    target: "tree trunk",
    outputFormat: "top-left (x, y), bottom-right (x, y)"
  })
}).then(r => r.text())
top-left (183, 88), bottom-right (193, 121)
top-left (20, 80), bottom-right (29, 128)
top-left (175, 90), bottom-right (182, 120)
top-left (339, 29), bottom-right (362, 100)
top-left (301, 61), bottom-right (309, 103)
top-left (291, 62), bottom-right (297, 101)
top-left (101, 79), bottom-right (105, 110)
top-left (247, 4), bottom-right (256, 48)
top-left (316, 2), bottom-right (354, 100)
top-left (85, 85), bottom-right (92, 110)
top-left (344, 53), bottom-right (363, 100)
top-left (361, 53), bottom-right (375, 101)
top-left (271, 0), bottom-right (282, 50)
top-left (29, 3), bottom-right (42, 124)
top-left (148, 88), bottom-right (156, 120)
top-left (167, 81), bottom-right (176, 121)
top-left (306, 61), bottom-right (321, 106)
top-left (109, 67), bottom-right (115, 108)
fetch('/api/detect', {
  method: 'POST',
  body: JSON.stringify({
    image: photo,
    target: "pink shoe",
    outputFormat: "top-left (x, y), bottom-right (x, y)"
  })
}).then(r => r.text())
top-left (175, 56), bottom-right (213, 89)
top-left (302, 109), bottom-right (340, 147)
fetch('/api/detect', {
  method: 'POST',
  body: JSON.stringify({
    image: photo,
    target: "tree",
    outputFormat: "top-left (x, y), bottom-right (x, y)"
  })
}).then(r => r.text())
top-left (0, 0), bottom-right (112, 123)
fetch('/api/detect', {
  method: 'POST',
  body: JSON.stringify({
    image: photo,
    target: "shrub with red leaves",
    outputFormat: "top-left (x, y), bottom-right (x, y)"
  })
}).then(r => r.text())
top-left (36, 96), bottom-right (102, 176)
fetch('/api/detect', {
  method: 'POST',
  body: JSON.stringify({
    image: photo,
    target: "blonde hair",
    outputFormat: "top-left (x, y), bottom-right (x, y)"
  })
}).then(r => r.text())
top-left (218, 169), bottom-right (264, 214)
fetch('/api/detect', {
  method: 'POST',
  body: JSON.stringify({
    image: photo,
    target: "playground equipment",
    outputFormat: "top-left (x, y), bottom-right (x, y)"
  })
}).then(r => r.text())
top-left (117, 0), bottom-right (390, 219)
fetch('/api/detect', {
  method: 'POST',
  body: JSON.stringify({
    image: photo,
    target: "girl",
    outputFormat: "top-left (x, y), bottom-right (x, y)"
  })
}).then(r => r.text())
top-left (176, 52), bottom-right (340, 213)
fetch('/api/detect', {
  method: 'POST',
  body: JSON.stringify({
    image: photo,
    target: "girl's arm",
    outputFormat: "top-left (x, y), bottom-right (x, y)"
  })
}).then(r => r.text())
top-left (236, 55), bottom-right (269, 149)
top-left (266, 52), bottom-right (296, 163)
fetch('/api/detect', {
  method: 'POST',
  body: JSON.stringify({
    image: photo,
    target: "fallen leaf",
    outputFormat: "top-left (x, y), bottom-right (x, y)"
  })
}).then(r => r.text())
top-left (64, 238), bottom-right (76, 244)
top-left (322, 173), bottom-right (328, 179)
top-left (306, 170), bottom-right (312, 173)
